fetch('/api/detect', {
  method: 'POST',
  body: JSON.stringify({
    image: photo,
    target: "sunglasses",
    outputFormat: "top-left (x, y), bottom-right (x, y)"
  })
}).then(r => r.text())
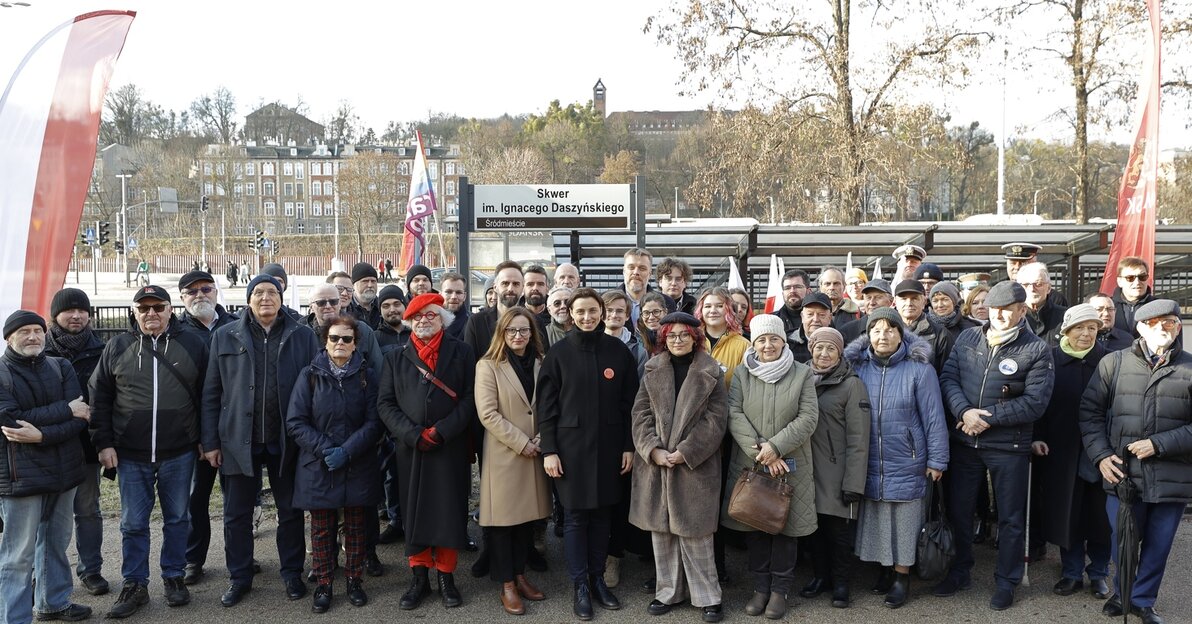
top-left (312, 299), bottom-right (338, 308)
top-left (1120, 274), bottom-right (1148, 283)
top-left (136, 303), bottom-right (168, 314)
top-left (334, 285), bottom-right (352, 293)
top-left (327, 334), bottom-right (355, 344)
top-left (182, 286), bottom-right (215, 296)
top-left (1144, 318), bottom-right (1178, 330)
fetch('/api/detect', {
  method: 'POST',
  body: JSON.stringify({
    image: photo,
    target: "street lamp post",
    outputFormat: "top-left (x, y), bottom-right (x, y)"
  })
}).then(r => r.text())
top-left (116, 173), bottom-right (132, 287)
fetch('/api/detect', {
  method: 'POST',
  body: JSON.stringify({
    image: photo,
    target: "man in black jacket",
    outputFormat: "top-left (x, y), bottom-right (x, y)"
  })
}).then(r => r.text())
top-left (439, 272), bottom-right (471, 340)
top-left (774, 268), bottom-right (810, 342)
top-left (90, 286), bottom-right (210, 617)
top-left (1087, 293), bottom-right (1134, 352)
top-left (1016, 262), bottom-right (1067, 347)
top-left (893, 280), bottom-right (954, 373)
top-left (44, 288), bottom-right (109, 597)
top-left (1111, 256), bottom-right (1155, 338)
top-left (347, 262), bottom-right (382, 328)
top-left (0, 310), bottom-right (93, 623)
top-left (376, 285), bottom-right (411, 353)
top-left (464, 260), bottom-right (524, 356)
top-left (1080, 299), bottom-right (1190, 624)
top-left (657, 257), bottom-right (697, 315)
top-left (934, 281), bottom-right (1055, 611)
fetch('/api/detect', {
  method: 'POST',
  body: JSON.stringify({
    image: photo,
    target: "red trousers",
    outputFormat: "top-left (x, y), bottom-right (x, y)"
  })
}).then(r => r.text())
top-left (409, 547), bottom-right (457, 573)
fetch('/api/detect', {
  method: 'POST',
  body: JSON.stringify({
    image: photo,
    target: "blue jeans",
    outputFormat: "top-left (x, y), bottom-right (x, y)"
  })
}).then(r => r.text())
top-left (73, 464), bottom-right (104, 578)
top-left (0, 488), bottom-right (78, 622)
top-left (563, 507), bottom-right (612, 583)
top-left (1107, 495), bottom-right (1183, 609)
top-left (118, 451), bottom-right (195, 584)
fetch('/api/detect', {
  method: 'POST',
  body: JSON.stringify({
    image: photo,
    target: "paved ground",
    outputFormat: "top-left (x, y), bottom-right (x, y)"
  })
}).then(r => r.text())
top-left (56, 503), bottom-right (1192, 623)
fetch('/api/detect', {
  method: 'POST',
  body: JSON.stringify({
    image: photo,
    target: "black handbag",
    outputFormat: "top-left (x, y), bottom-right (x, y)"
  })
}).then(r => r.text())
top-left (916, 480), bottom-right (955, 581)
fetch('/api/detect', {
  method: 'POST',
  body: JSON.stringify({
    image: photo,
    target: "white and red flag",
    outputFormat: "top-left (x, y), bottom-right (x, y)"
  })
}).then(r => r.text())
top-left (1101, 0), bottom-right (1160, 294)
top-left (0, 9), bottom-right (136, 319)
top-left (763, 254), bottom-right (783, 313)
top-left (398, 130), bottom-right (438, 275)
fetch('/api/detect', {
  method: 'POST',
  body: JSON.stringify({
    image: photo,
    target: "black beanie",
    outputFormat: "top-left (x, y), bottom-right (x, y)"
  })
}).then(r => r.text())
top-left (4, 310), bottom-right (47, 339)
top-left (261, 263), bottom-right (288, 288)
top-left (352, 262), bottom-right (378, 284)
top-left (405, 264), bottom-right (432, 287)
top-left (377, 284), bottom-right (406, 306)
top-left (50, 288), bottom-right (91, 319)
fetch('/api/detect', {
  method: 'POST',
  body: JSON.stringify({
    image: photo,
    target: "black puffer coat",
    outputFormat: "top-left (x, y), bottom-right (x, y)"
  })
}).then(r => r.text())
top-left (940, 321), bottom-right (1055, 454)
top-left (44, 329), bottom-right (104, 464)
top-left (1111, 287), bottom-right (1153, 337)
top-left (1079, 339), bottom-right (1192, 503)
top-left (0, 348), bottom-right (86, 497)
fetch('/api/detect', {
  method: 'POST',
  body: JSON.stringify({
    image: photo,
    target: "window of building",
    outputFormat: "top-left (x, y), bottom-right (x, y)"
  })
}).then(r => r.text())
top-left (203, 162), bottom-right (212, 175)
top-left (284, 202), bottom-right (295, 217)
top-left (324, 181), bottom-right (334, 195)
top-left (311, 162), bottom-right (321, 176)
top-left (296, 183), bottom-right (304, 198)
top-left (246, 182), bottom-right (256, 196)
top-left (445, 162), bottom-right (455, 176)
top-left (264, 201), bottom-right (276, 216)
top-left (204, 182), bottom-right (214, 195)
top-left (446, 181), bottom-right (455, 195)
top-left (234, 162), bottom-right (243, 176)
top-left (283, 162), bottom-right (293, 176)
top-left (397, 182), bottom-right (408, 195)
top-left (296, 202), bottom-right (305, 219)
top-left (295, 163), bottom-right (304, 179)
top-left (263, 182), bottom-right (275, 196)
top-left (283, 183), bottom-right (293, 197)
top-left (447, 200), bottom-right (457, 216)
top-left (428, 162), bottom-right (438, 178)
top-left (312, 181), bottom-right (322, 196)
top-left (233, 183), bottom-right (243, 197)
top-left (312, 201), bottom-right (322, 217)
top-left (297, 222), bottom-right (305, 234)
top-left (245, 162), bottom-right (256, 176)
top-left (262, 162), bottom-right (274, 176)
top-left (266, 221), bottom-right (276, 234)
top-left (216, 162), bottom-right (226, 176)
top-left (399, 162), bottom-right (409, 176)
top-left (286, 223), bottom-right (294, 234)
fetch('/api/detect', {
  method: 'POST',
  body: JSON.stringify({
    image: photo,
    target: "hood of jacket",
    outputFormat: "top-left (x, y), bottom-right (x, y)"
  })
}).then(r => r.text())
top-left (844, 329), bottom-right (932, 367)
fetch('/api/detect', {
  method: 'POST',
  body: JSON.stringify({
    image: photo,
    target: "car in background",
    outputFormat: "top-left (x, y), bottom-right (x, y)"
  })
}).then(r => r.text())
top-left (429, 267), bottom-right (490, 309)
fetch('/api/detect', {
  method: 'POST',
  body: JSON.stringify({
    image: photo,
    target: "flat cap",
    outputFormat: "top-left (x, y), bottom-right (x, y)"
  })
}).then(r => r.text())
top-left (133, 285), bottom-right (171, 304)
top-left (986, 281), bottom-right (1027, 307)
top-left (178, 270), bottom-right (214, 291)
top-left (892, 244), bottom-right (926, 261)
top-left (1002, 242), bottom-right (1041, 260)
top-left (802, 292), bottom-right (832, 309)
top-left (1134, 299), bottom-right (1180, 324)
top-left (861, 279), bottom-right (892, 295)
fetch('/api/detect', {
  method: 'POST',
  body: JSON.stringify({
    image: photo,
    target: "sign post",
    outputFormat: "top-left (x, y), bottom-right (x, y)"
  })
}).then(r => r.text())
top-left (473, 184), bottom-right (631, 231)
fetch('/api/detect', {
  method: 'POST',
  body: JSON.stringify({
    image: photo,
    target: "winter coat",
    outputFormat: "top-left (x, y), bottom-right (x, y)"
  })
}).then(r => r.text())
top-left (300, 315), bottom-right (385, 380)
top-left (474, 357), bottom-right (551, 527)
top-left (629, 351), bottom-right (728, 537)
top-left (940, 322), bottom-right (1055, 453)
top-left (536, 326), bottom-right (640, 510)
top-left (831, 298), bottom-right (861, 329)
top-left (721, 353), bottom-right (819, 537)
top-left (810, 359), bottom-right (872, 518)
top-left (1080, 339), bottom-right (1192, 503)
top-left (375, 322), bottom-right (411, 354)
top-left (44, 329), bottom-right (104, 464)
top-left (1025, 299), bottom-right (1067, 347)
top-left (706, 332), bottom-right (749, 388)
top-left (464, 305), bottom-right (499, 357)
top-left (177, 304), bottom-right (236, 339)
top-left (378, 335), bottom-right (476, 554)
top-left (346, 298), bottom-right (381, 330)
top-left (201, 311), bottom-right (319, 477)
top-left (845, 332), bottom-right (949, 501)
top-left (285, 351), bottom-right (382, 510)
top-left (1034, 342), bottom-right (1109, 548)
top-left (445, 308), bottom-right (470, 340)
top-left (1098, 327), bottom-right (1134, 352)
top-left (89, 317), bottom-right (209, 463)
top-left (0, 349), bottom-right (86, 497)
top-left (904, 314), bottom-right (954, 373)
top-left (1112, 286), bottom-right (1154, 337)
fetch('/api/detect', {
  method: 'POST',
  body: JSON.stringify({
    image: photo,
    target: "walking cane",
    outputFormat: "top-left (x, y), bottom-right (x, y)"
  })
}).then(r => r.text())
top-left (1022, 458), bottom-right (1032, 587)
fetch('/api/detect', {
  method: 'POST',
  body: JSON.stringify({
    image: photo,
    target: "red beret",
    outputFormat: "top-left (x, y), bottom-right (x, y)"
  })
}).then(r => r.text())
top-left (403, 293), bottom-right (445, 320)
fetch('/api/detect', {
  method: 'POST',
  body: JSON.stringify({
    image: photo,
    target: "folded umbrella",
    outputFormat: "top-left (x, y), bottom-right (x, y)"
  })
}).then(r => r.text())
top-left (1114, 455), bottom-right (1140, 624)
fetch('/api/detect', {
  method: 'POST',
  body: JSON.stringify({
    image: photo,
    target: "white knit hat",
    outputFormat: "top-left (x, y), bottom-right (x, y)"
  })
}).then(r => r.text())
top-left (750, 314), bottom-right (785, 339)
top-left (1060, 303), bottom-right (1101, 335)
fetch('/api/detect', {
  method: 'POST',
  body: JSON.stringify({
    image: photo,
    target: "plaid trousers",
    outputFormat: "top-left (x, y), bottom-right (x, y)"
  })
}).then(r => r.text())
top-left (309, 506), bottom-right (367, 584)
top-left (651, 531), bottom-right (722, 608)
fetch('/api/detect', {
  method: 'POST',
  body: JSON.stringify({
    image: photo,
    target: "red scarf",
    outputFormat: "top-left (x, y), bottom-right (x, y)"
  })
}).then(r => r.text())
top-left (412, 331), bottom-right (444, 371)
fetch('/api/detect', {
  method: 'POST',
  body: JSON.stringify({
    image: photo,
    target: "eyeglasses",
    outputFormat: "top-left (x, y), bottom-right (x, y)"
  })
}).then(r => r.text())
top-left (504, 327), bottom-right (532, 337)
top-left (410, 311), bottom-right (439, 322)
top-left (1021, 281), bottom-right (1048, 289)
top-left (1144, 318), bottom-right (1178, 330)
top-left (549, 300), bottom-right (569, 308)
top-left (182, 286), bottom-right (215, 296)
top-left (641, 309), bottom-right (666, 318)
top-left (312, 299), bottom-right (338, 308)
top-left (334, 285), bottom-right (352, 293)
top-left (136, 303), bottom-right (168, 314)
top-left (665, 332), bottom-right (693, 342)
top-left (327, 334), bottom-right (355, 344)
top-left (1120, 274), bottom-right (1149, 283)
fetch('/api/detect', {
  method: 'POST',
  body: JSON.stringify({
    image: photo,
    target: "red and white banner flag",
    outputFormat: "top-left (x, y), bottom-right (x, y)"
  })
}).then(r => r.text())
top-left (0, 9), bottom-right (136, 320)
top-left (763, 254), bottom-right (782, 313)
top-left (1101, 0), bottom-right (1160, 294)
top-left (398, 130), bottom-right (438, 275)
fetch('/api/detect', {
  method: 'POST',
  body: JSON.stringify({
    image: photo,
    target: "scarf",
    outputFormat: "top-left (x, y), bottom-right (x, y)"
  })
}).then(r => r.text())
top-left (1059, 336), bottom-right (1094, 360)
top-left (985, 323), bottom-right (1021, 348)
top-left (412, 331), bottom-right (444, 371)
top-left (811, 358), bottom-right (838, 382)
top-left (327, 353), bottom-right (353, 380)
top-left (508, 349), bottom-right (537, 401)
top-left (46, 323), bottom-right (92, 360)
top-left (928, 309), bottom-right (960, 329)
top-left (744, 345), bottom-right (794, 384)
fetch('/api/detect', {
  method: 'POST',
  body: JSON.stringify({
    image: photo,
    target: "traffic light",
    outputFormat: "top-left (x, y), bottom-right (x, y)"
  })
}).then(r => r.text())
top-left (200, 195), bottom-right (210, 212)
top-left (97, 221), bottom-right (110, 246)
top-left (270, 240), bottom-right (279, 255)
top-left (80, 230), bottom-right (89, 246)
top-left (114, 241), bottom-right (124, 253)
top-left (254, 231), bottom-right (265, 250)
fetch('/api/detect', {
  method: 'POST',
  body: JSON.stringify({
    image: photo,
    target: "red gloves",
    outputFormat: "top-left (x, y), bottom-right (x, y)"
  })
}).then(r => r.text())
top-left (416, 427), bottom-right (442, 452)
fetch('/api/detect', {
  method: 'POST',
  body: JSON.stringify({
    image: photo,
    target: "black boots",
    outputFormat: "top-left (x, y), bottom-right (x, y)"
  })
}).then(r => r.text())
top-left (831, 581), bottom-right (851, 608)
top-left (573, 580), bottom-right (594, 621)
top-left (399, 566), bottom-right (431, 610)
top-left (437, 571), bottom-right (462, 608)
top-left (884, 572), bottom-right (910, 608)
top-left (799, 577), bottom-right (831, 598)
top-left (871, 567), bottom-right (895, 594)
top-left (589, 574), bottom-right (622, 610)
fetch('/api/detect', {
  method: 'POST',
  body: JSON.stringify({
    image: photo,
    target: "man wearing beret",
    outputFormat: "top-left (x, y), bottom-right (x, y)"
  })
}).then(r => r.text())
top-left (1080, 299), bottom-right (1191, 624)
top-left (348, 262), bottom-right (382, 329)
top-left (202, 275), bottom-right (320, 607)
top-left (89, 286), bottom-right (210, 617)
top-left (935, 281), bottom-right (1055, 611)
top-left (43, 288), bottom-right (109, 597)
top-left (0, 311), bottom-right (93, 623)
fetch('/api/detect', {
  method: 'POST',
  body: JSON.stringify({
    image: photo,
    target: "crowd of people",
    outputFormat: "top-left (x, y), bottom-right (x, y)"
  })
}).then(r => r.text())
top-left (0, 244), bottom-right (1187, 624)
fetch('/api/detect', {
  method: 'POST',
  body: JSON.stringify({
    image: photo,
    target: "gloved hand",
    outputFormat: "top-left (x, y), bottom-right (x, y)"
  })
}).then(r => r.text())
top-left (416, 427), bottom-right (442, 452)
top-left (841, 491), bottom-right (863, 505)
top-left (323, 447), bottom-right (349, 471)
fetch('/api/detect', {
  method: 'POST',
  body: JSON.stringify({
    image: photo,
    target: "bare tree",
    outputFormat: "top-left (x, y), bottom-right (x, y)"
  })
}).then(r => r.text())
top-left (190, 86), bottom-right (238, 144)
top-left (336, 151), bottom-right (402, 256)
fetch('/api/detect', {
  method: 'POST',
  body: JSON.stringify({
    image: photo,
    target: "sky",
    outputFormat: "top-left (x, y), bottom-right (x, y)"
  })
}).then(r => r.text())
top-left (1, 0), bottom-right (1187, 149)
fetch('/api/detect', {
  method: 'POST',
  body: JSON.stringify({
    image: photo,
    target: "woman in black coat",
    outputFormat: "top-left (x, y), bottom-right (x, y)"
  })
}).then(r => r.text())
top-left (287, 315), bottom-right (383, 613)
top-left (537, 287), bottom-right (640, 621)
top-left (377, 294), bottom-right (477, 610)
top-left (1032, 304), bottom-right (1111, 599)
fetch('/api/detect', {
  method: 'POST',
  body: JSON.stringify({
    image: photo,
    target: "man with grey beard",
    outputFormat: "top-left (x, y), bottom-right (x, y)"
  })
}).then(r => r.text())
top-left (348, 263), bottom-right (381, 329)
top-left (177, 271), bottom-right (235, 335)
top-left (545, 287), bottom-right (573, 348)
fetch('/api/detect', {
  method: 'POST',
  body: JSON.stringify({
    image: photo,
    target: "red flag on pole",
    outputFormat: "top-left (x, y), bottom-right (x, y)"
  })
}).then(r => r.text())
top-left (398, 131), bottom-right (438, 275)
top-left (1101, 0), bottom-right (1161, 294)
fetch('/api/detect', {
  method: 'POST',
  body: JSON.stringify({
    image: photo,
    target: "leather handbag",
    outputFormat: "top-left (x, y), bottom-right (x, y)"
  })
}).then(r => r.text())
top-left (916, 481), bottom-right (955, 581)
top-left (727, 463), bottom-right (794, 535)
